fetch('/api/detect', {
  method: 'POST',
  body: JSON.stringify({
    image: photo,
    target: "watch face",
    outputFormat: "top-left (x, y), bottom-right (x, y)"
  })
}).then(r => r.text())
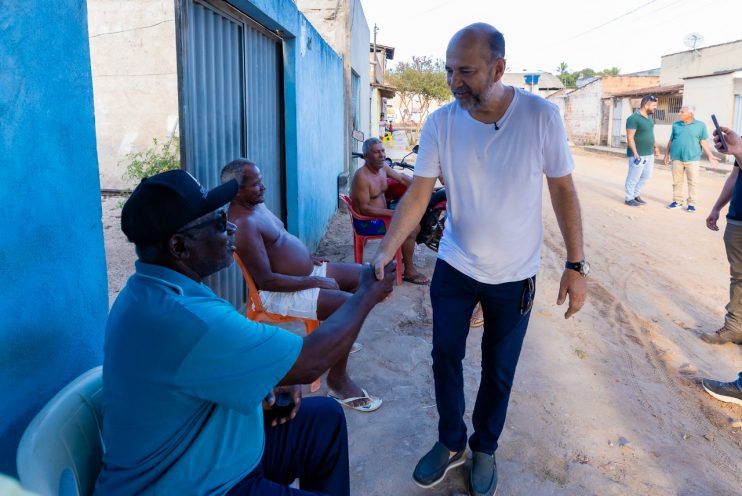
top-left (581, 261), bottom-right (590, 277)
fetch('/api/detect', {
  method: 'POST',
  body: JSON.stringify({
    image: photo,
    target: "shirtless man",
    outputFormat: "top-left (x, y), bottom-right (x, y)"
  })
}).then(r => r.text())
top-left (351, 137), bottom-right (429, 284)
top-left (222, 159), bottom-right (381, 412)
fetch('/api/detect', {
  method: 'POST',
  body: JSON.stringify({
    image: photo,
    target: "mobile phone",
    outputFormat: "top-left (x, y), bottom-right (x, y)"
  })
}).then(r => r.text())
top-left (711, 114), bottom-right (727, 151)
top-left (271, 391), bottom-right (294, 419)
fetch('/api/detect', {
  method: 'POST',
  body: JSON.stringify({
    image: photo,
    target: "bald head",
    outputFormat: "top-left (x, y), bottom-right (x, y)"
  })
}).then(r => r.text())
top-left (448, 23), bottom-right (505, 62)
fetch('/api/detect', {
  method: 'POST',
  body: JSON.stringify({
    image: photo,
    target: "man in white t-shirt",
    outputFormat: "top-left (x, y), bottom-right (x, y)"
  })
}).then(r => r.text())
top-left (373, 23), bottom-right (588, 496)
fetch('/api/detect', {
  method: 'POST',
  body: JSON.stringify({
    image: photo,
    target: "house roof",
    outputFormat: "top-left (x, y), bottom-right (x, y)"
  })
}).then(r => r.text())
top-left (371, 82), bottom-right (396, 98)
top-left (502, 72), bottom-right (564, 89)
top-left (546, 88), bottom-right (575, 98)
top-left (611, 84), bottom-right (683, 97)
top-left (683, 68), bottom-right (742, 80)
top-left (370, 43), bottom-right (395, 60)
top-left (662, 38), bottom-right (742, 59)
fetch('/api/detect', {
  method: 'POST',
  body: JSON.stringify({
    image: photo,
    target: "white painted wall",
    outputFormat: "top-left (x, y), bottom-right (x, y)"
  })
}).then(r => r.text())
top-left (661, 40), bottom-right (742, 86)
top-left (683, 73), bottom-right (738, 162)
top-left (684, 73), bottom-right (736, 137)
top-left (349, 0), bottom-right (370, 141)
top-left (87, 0), bottom-right (179, 190)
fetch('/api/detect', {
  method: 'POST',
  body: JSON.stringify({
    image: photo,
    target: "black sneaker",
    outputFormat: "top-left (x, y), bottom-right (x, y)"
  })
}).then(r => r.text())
top-left (700, 327), bottom-right (742, 345)
top-left (702, 376), bottom-right (742, 406)
top-left (412, 442), bottom-right (466, 488)
top-left (625, 199), bottom-right (641, 207)
top-left (634, 196), bottom-right (647, 204)
top-left (469, 451), bottom-right (497, 496)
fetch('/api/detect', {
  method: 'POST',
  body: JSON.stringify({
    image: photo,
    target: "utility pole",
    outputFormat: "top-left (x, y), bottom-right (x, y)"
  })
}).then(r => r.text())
top-left (370, 23), bottom-right (378, 134)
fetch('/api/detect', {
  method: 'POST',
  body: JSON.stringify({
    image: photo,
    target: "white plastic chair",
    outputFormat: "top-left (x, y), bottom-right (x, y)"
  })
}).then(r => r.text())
top-left (16, 366), bottom-right (104, 496)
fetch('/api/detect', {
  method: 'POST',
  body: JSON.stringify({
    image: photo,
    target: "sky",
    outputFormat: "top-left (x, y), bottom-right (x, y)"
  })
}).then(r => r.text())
top-left (359, 0), bottom-right (742, 75)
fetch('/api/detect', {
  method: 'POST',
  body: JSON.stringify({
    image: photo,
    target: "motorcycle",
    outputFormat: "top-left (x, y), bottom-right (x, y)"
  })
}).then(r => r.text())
top-left (385, 145), bottom-right (447, 252)
top-left (350, 145), bottom-right (447, 251)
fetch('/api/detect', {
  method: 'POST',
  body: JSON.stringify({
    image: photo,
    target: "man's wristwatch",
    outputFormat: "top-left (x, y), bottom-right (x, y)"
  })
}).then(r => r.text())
top-left (565, 260), bottom-right (590, 277)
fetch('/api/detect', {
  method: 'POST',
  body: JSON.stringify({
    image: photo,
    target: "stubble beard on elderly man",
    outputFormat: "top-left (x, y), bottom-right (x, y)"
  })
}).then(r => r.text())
top-left (451, 68), bottom-right (499, 111)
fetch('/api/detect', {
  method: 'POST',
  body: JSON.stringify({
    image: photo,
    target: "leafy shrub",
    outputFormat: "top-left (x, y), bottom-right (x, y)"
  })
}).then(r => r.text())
top-left (123, 137), bottom-right (180, 184)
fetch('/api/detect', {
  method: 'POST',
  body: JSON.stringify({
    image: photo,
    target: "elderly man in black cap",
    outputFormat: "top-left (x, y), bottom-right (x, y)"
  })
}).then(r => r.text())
top-left (94, 170), bottom-right (395, 496)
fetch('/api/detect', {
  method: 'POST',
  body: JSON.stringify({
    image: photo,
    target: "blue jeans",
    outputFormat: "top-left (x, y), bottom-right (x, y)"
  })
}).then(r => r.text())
top-left (430, 260), bottom-right (533, 455)
top-left (227, 397), bottom-right (349, 496)
top-left (624, 155), bottom-right (654, 200)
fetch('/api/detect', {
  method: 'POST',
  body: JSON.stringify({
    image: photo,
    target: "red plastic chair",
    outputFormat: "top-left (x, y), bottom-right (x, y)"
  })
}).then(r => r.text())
top-left (233, 252), bottom-right (321, 392)
top-left (339, 194), bottom-right (403, 285)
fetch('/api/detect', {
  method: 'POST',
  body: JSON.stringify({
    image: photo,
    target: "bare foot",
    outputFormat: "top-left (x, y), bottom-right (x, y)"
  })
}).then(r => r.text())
top-left (326, 374), bottom-right (375, 409)
top-left (403, 268), bottom-right (430, 285)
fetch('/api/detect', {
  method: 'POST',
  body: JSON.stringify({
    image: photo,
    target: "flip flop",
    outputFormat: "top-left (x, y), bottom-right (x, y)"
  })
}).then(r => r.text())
top-left (350, 342), bottom-right (363, 354)
top-left (469, 315), bottom-right (484, 328)
top-left (328, 388), bottom-right (383, 413)
top-left (403, 274), bottom-right (430, 285)
top-left (470, 304), bottom-right (484, 328)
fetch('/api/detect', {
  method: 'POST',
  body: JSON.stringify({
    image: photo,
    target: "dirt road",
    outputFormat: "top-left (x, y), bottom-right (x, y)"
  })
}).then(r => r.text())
top-left (102, 148), bottom-right (742, 495)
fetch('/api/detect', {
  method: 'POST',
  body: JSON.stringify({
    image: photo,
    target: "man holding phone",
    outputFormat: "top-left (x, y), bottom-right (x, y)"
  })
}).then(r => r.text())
top-left (701, 122), bottom-right (742, 345)
top-left (624, 95), bottom-right (659, 206)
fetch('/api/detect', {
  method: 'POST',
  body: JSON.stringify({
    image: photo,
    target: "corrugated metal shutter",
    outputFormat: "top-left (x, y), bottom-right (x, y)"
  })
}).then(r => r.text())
top-left (177, 0), bottom-right (284, 308)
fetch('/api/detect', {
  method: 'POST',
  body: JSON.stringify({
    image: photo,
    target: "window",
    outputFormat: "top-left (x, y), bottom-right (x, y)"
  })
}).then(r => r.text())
top-left (351, 70), bottom-right (360, 132)
top-left (654, 95), bottom-right (683, 124)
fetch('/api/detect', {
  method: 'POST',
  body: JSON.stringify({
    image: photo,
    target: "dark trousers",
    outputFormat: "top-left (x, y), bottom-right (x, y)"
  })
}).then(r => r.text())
top-left (227, 397), bottom-right (349, 496)
top-left (430, 259), bottom-right (533, 455)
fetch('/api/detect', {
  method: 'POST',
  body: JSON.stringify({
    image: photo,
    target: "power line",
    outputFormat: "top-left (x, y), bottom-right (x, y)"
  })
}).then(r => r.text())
top-left (564, 0), bottom-right (659, 41)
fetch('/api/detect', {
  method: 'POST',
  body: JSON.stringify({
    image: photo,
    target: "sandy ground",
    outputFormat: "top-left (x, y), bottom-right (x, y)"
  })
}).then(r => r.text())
top-left (102, 148), bottom-right (742, 496)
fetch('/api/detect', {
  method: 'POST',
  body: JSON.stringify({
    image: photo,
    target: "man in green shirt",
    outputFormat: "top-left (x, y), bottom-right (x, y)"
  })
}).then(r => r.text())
top-left (624, 95), bottom-right (659, 206)
top-left (663, 105), bottom-right (718, 212)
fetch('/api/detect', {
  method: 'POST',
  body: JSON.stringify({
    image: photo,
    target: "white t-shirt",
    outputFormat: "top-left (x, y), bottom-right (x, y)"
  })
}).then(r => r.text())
top-left (414, 88), bottom-right (574, 284)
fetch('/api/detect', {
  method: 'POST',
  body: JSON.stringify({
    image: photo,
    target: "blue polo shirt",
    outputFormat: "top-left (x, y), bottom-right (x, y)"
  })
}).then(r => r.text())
top-left (669, 119), bottom-right (709, 162)
top-left (95, 261), bottom-right (302, 495)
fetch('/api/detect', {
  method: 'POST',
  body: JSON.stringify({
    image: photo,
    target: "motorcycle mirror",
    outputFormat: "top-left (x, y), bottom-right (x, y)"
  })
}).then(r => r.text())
top-left (412, 145), bottom-right (419, 154)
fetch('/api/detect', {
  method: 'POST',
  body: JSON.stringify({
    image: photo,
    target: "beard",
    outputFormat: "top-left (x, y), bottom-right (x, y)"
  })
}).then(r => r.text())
top-left (451, 67), bottom-right (498, 111)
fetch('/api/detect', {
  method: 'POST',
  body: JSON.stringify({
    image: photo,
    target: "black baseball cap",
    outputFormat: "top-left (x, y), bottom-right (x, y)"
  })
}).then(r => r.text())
top-left (121, 170), bottom-right (238, 246)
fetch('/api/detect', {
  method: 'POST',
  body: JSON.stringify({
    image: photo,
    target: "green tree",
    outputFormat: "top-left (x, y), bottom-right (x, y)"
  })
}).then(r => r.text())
top-left (576, 68), bottom-right (596, 79)
top-left (557, 61), bottom-right (575, 88)
top-left (386, 56), bottom-right (450, 144)
top-left (599, 67), bottom-right (621, 76)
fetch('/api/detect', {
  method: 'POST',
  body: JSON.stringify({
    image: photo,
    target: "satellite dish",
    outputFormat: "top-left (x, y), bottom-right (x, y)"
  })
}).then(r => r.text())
top-left (683, 33), bottom-right (704, 52)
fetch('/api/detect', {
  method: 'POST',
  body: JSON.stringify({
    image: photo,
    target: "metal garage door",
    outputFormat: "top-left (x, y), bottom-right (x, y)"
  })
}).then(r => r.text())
top-left (177, 0), bottom-right (284, 307)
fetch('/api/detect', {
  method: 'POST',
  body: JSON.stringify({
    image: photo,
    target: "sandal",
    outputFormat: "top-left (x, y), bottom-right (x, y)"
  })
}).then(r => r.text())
top-left (327, 388), bottom-right (383, 412)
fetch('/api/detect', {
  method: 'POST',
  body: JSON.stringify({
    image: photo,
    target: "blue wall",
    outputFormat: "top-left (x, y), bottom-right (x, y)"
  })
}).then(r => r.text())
top-left (0, 1), bottom-right (108, 475)
top-left (230, 0), bottom-right (346, 250)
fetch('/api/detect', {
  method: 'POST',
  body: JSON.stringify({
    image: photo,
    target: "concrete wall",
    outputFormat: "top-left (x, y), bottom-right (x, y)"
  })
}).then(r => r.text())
top-left (295, 0), bottom-right (370, 155)
top-left (683, 73), bottom-right (737, 155)
top-left (0, 1), bottom-right (107, 475)
top-left (349, 0), bottom-right (370, 143)
top-left (661, 40), bottom-right (742, 85)
top-left (88, 0), bottom-right (179, 190)
top-left (89, 0), bottom-right (345, 250)
top-left (229, 0), bottom-right (346, 250)
top-left (288, 16), bottom-right (345, 249)
top-left (564, 80), bottom-right (603, 145)
top-left (602, 76), bottom-right (659, 95)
